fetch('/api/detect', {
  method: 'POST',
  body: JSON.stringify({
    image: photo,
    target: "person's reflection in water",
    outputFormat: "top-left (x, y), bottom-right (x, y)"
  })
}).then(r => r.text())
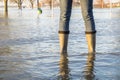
top-left (83, 53), bottom-right (95, 80)
top-left (59, 52), bottom-right (70, 80)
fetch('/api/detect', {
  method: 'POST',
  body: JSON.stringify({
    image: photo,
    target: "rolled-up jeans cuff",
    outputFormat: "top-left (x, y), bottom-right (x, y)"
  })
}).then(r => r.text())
top-left (85, 31), bottom-right (96, 34)
top-left (58, 31), bottom-right (70, 34)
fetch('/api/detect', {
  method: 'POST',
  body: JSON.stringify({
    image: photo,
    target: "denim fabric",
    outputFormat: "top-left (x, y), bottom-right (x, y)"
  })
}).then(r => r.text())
top-left (59, 0), bottom-right (72, 32)
top-left (59, 0), bottom-right (96, 33)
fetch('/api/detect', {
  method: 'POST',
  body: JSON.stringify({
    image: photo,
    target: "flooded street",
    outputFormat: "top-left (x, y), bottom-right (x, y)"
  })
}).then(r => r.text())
top-left (0, 7), bottom-right (120, 80)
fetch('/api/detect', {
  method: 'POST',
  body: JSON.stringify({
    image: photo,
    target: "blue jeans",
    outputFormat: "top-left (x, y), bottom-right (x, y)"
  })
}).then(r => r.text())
top-left (59, 0), bottom-right (96, 34)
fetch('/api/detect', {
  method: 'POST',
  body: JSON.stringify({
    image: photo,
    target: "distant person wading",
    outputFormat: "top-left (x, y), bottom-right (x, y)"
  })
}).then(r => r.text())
top-left (59, 0), bottom-right (96, 55)
top-left (37, 1), bottom-right (42, 16)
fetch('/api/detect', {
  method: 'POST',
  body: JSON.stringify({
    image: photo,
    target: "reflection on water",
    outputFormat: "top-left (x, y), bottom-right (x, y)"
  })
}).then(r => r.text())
top-left (0, 8), bottom-right (120, 80)
top-left (58, 53), bottom-right (96, 80)
top-left (111, 8), bottom-right (120, 18)
top-left (59, 53), bottom-right (70, 80)
top-left (0, 46), bottom-right (21, 80)
top-left (0, 19), bottom-right (9, 40)
top-left (83, 53), bottom-right (95, 80)
top-left (4, 12), bottom-right (8, 18)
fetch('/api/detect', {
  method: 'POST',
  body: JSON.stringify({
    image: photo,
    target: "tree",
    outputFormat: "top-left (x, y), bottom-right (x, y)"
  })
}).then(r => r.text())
top-left (4, 0), bottom-right (8, 17)
top-left (100, 0), bottom-right (104, 8)
top-left (42, 0), bottom-right (57, 9)
top-left (10, 0), bottom-right (24, 9)
top-left (96, 0), bottom-right (104, 8)
top-left (47, 0), bottom-right (52, 9)
top-left (0, 0), bottom-right (8, 17)
top-left (29, 0), bottom-right (36, 9)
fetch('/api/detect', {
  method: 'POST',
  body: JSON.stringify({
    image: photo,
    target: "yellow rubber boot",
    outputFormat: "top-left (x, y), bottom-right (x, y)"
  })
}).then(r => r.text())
top-left (86, 33), bottom-right (96, 53)
top-left (59, 33), bottom-right (69, 54)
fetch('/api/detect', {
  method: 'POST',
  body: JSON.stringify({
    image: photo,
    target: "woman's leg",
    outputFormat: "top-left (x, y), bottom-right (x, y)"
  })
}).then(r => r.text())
top-left (59, 0), bottom-right (72, 54)
top-left (80, 0), bottom-right (96, 53)
top-left (59, 0), bottom-right (72, 33)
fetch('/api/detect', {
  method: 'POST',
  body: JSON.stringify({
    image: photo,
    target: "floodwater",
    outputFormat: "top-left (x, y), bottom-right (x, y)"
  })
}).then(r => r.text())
top-left (0, 7), bottom-right (120, 80)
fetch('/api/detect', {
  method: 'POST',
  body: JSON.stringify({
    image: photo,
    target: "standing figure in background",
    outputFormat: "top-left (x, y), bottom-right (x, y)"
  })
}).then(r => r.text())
top-left (59, 0), bottom-right (96, 54)
top-left (37, 1), bottom-right (42, 17)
